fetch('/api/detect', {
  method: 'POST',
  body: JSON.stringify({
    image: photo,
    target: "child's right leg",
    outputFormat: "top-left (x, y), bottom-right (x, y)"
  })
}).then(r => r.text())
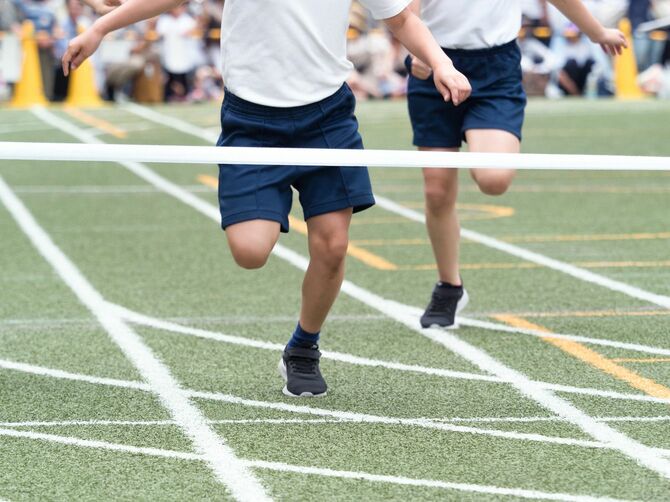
top-left (420, 150), bottom-right (468, 329)
top-left (225, 219), bottom-right (281, 270)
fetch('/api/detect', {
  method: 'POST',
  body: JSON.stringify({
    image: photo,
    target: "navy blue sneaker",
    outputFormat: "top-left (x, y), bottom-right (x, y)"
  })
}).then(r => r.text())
top-left (420, 284), bottom-right (469, 329)
top-left (278, 345), bottom-right (327, 397)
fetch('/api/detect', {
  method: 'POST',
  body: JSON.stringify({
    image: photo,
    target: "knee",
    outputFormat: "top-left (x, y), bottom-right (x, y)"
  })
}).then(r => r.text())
top-left (424, 181), bottom-right (457, 212)
top-left (228, 240), bottom-right (272, 270)
top-left (474, 171), bottom-right (515, 196)
top-left (311, 234), bottom-right (349, 270)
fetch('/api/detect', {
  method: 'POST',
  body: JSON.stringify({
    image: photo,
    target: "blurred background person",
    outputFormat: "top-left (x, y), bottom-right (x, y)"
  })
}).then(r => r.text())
top-left (0, 0), bottom-right (23, 100)
top-left (155, 4), bottom-right (200, 102)
top-left (18, 0), bottom-right (57, 100)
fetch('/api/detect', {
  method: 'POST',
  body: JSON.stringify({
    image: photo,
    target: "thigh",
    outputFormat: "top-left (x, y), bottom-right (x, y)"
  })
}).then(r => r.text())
top-left (293, 86), bottom-right (375, 221)
top-left (465, 129), bottom-right (520, 153)
top-left (464, 129), bottom-right (519, 185)
top-left (420, 147), bottom-right (460, 192)
top-left (217, 101), bottom-right (294, 232)
top-left (225, 219), bottom-right (281, 249)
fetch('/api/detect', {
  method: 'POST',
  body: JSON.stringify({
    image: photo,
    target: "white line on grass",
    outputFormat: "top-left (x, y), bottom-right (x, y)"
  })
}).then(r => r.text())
top-left (36, 107), bottom-right (670, 479)
top-left (123, 104), bottom-right (670, 350)
top-left (374, 195), bottom-right (670, 310)
top-left (0, 356), bottom-right (641, 452)
top-left (111, 303), bottom-right (670, 404)
top-left (0, 428), bottom-right (630, 502)
top-left (0, 174), bottom-right (270, 502)
top-left (3, 415), bottom-right (670, 429)
top-left (248, 460), bottom-right (632, 502)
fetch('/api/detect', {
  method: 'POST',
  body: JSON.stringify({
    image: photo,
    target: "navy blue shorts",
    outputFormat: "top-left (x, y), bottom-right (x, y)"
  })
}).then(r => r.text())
top-left (216, 84), bottom-right (375, 233)
top-left (407, 39), bottom-right (527, 148)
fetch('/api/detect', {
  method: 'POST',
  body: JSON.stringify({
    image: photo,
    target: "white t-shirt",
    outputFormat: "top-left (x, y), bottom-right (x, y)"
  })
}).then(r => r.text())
top-left (156, 13), bottom-right (199, 74)
top-left (220, 0), bottom-right (410, 107)
top-left (421, 0), bottom-right (522, 50)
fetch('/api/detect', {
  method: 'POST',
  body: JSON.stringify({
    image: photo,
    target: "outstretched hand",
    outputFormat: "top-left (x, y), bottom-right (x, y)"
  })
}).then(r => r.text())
top-left (62, 26), bottom-right (104, 76)
top-left (592, 28), bottom-right (627, 56)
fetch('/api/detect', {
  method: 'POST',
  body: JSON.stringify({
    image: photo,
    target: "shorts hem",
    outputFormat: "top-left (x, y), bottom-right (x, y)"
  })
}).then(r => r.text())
top-left (413, 138), bottom-right (462, 149)
top-left (462, 125), bottom-right (523, 142)
top-left (303, 194), bottom-right (376, 221)
top-left (221, 210), bottom-right (289, 233)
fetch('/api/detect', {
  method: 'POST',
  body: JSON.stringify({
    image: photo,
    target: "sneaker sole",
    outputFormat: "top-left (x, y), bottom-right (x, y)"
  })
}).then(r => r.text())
top-left (277, 358), bottom-right (327, 398)
top-left (422, 289), bottom-right (470, 330)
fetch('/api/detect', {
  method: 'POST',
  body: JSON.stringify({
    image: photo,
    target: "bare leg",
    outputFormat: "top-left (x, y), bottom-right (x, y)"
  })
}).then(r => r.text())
top-left (422, 147), bottom-right (461, 286)
top-left (225, 219), bottom-right (281, 269)
top-left (299, 208), bottom-right (353, 333)
top-left (465, 129), bottom-right (519, 195)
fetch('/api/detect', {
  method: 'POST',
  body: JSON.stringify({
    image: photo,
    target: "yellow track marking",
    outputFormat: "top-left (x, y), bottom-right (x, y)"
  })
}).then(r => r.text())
top-left (404, 260), bottom-right (670, 271)
top-left (63, 108), bottom-right (127, 139)
top-left (493, 315), bottom-right (670, 399)
top-left (350, 238), bottom-right (429, 246)
top-left (491, 309), bottom-right (670, 319)
top-left (349, 217), bottom-right (411, 225)
top-left (197, 175), bottom-right (397, 271)
top-left (503, 231), bottom-right (670, 243)
top-left (610, 358), bottom-right (670, 364)
top-left (287, 216), bottom-right (397, 271)
top-left (352, 231), bottom-right (670, 247)
top-left (396, 201), bottom-right (515, 220)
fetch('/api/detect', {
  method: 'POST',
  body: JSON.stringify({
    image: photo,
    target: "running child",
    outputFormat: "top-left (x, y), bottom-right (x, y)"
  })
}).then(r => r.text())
top-left (62, 0), bottom-right (471, 397)
top-left (406, 0), bottom-right (626, 329)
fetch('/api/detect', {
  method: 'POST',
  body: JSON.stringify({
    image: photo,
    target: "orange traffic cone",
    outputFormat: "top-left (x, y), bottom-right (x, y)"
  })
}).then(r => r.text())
top-left (10, 21), bottom-right (48, 108)
top-left (614, 18), bottom-right (645, 99)
top-left (65, 26), bottom-right (104, 107)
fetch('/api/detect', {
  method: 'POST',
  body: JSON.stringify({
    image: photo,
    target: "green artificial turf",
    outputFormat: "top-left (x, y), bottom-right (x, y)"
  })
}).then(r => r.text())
top-left (0, 98), bottom-right (669, 500)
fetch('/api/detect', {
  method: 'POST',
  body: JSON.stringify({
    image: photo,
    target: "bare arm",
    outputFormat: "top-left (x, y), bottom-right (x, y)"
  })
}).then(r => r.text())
top-left (81, 0), bottom-right (123, 16)
top-left (62, 0), bottom-right (183, 74)
top-left (384, 7), bottom-right (470, 105)
top-left (548, 0), bottom-right (627, 54)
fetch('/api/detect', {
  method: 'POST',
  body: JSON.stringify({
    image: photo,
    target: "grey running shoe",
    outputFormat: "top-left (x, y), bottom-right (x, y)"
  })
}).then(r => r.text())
top-left (420, 284), bottom-right (469, 329)
top-left (278, 345), bottom-right (327, 397)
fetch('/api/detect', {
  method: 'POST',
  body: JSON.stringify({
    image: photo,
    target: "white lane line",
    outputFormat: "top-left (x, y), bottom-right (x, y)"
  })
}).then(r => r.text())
top-left (0, 427), bottom-right (201, 461)
top-left (458, 317), bottom-right (670, 357)
top-left (0, 419), bottom-right (348, 428)
top-left (111, 303), bottom-right (500, 384)
top-left (0, 358), bottom-right (151, 391)
top-left (4, 415), bottom-right (670, 428)
top-left (38, 107), bottom-right (670, 478)
top-left (374, 195), bottom-right (670, 310)
top-left (0, 174), bottom-right (270, 502)
top-left (123, 104), bottom-right (670, 355)
top-left (248, 460), bottom-right (631, 502)
top-left (11, 185), bottom-right (210, 194)
top-left (0, 357), bottom-right (627, 451)
top-left (0, 429), bottom-right (630, 502)
top-left (112, 303), bottom-right (670, 405)
top-left (124, 103), bottom-right (220, 143)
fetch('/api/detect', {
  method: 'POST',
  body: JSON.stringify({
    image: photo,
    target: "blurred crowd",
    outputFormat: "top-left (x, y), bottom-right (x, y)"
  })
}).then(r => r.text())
top-left (1, 0), bottom-right (669, 103)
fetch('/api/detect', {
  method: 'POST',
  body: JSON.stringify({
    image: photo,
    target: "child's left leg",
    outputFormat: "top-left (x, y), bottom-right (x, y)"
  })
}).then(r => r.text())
top-left (464, 128), bottom-right (519, 196)
top-left (278, 208), bottom-right (352, 399)
top-left (300, 208), bottom-right (353, 333)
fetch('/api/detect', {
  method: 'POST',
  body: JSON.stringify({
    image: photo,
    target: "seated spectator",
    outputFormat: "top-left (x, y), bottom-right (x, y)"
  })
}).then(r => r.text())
top-left (0, 0), bottom-right (23, 100)
top-left (556, 25), bottom-right (596, 96)
top-left (18, 0), bottom-right (57, 100)
top-left (156, 5), bottom-right (200, 102)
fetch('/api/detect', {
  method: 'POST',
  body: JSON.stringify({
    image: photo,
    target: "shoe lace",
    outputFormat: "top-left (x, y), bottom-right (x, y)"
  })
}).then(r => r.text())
top-left (428, 292), bottom-right (456, 315)
top-left (288, 356), bottom-right (318, 375)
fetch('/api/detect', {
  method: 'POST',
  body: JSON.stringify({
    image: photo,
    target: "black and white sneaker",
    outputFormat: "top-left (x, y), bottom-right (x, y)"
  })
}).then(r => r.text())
top-left (420, 283), bottom-right (469, 329)
top-left (277, 345), bottom-right (327, 397)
